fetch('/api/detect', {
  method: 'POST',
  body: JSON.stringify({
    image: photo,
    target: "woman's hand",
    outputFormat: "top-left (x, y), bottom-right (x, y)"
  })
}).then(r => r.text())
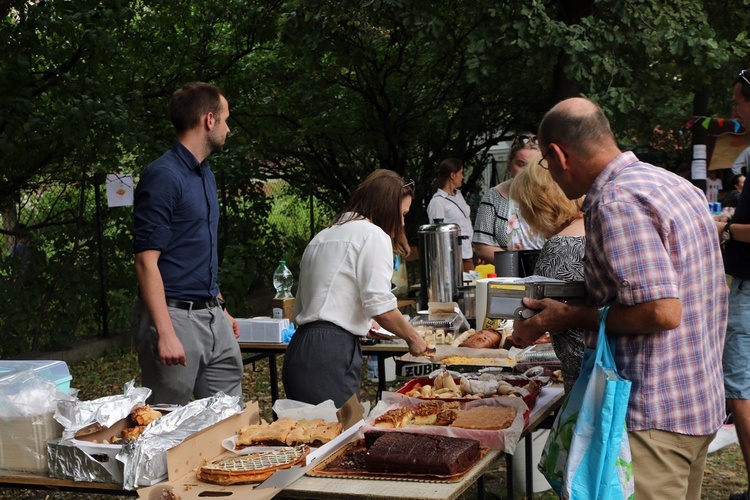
top-left (373, 309), bottom-right (430, 357)
top-left (406, 336), bottom-right (429, 357)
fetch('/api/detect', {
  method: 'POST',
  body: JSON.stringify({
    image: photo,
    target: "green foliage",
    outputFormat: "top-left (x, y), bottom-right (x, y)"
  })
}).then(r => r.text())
top-left (3, 0), bottom-right (750, 355)
top-left (266, 181), bottom-right (335, 271)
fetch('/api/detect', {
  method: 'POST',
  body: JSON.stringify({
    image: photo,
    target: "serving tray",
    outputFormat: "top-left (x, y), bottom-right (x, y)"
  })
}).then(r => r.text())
top-left (307, 439), bottom-right (489, 483)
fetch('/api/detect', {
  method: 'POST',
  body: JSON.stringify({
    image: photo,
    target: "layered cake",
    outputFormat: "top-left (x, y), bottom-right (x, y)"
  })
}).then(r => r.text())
top-left (373, 407), bottom-right (414, 428)
top-left (364, 431), bottom-right (480, 476)
top-left (450, 405), bottom-right (516, 430)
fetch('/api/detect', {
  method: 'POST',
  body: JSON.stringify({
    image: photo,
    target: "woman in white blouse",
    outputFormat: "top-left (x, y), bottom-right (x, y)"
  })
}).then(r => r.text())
top-left (426, 158), bottom-right (474, 271)
top-left (282, 170), bottom-right (429, 406)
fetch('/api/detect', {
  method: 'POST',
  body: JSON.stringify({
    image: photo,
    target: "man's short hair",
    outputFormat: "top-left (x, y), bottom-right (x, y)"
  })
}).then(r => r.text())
top-left (169, 82), bottom-right (226, 133)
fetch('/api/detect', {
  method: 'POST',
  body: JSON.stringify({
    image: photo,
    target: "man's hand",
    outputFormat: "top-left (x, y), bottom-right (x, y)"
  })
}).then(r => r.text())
top-left (714, 213), bottom-right (730, 223)
top-left (511, 297), bottom-right (571, 345)
top-left (157, 332), bottom-right (187, 366)
top-left (225, 310), bottom-right (240, 339)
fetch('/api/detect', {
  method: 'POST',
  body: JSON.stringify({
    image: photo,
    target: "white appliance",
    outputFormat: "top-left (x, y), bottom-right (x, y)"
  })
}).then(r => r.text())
top-left (475, 277), bottom-right (519, 330)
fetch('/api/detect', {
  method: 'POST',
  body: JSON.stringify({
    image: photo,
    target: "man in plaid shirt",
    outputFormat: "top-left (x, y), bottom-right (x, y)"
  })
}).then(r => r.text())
top-left (513, 97), bottom-right (727, 500)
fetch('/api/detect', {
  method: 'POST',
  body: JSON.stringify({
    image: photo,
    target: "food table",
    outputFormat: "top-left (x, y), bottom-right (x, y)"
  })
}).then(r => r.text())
top-left (239, 339), bottom-right (410, 402)
top-left (277, 449), bottom-right (499, 499)
top-left (275, 385), bottom-right (565, 500)
top-left (506, 384), bottom-right (565, 498)
top-left (0, 471), bottom-right (136, 496)
top-left (0, 386), bottom-right (565, 499)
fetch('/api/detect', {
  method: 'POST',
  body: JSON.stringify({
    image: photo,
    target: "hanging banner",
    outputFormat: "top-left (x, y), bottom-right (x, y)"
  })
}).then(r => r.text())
top-left (106, 174), bottom-right (134, 207)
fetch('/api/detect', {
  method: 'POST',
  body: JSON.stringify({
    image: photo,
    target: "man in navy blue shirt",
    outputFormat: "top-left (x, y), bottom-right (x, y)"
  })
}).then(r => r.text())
top-left (131, 82), bottom-right (243, 405)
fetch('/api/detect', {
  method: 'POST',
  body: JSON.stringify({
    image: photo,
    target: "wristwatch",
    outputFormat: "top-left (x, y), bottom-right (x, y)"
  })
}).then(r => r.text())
top-left (721, 222), bottom-right (733, 245)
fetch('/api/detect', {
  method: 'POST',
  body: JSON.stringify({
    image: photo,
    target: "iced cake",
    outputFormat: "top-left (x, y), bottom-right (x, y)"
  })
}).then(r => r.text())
top-left (363, 431), bottom-right (480, 476)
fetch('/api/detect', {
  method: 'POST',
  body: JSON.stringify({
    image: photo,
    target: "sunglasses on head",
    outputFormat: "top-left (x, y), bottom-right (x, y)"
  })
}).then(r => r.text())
top-left (512, 134), bottom-right (538, 147)
top-left (740, 69), bottom-right (750, 87)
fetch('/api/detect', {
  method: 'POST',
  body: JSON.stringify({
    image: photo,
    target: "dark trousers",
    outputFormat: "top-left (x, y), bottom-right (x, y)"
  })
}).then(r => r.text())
top-left (282, 321), bottom-right (362, 407)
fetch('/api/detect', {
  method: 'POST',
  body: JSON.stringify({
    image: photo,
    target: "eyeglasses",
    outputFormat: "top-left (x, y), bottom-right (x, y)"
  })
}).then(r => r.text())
top-left (402, 179), bottom-right (415, 190)
top-left (740, 69), bottom-right (750, 87)
top-left (512, 134), bottom-right (538, 147)
top-left (538, 147), bottom-right (552, 170)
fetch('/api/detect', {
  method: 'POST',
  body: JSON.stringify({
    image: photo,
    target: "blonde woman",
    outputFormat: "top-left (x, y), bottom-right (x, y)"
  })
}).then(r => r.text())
top-left (472, 134), bottom-right (545, 263)
top-left (510, 153), bottom-right (585, 393)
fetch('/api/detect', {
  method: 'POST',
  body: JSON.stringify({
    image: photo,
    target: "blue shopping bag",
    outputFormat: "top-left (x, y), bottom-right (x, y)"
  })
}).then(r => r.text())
top-left (538, 305), bottom-right (635, 500)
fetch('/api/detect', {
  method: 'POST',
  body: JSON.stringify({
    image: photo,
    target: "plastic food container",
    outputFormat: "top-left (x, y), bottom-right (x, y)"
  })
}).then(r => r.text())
top-left (0, 360), bottom-right (72, 394)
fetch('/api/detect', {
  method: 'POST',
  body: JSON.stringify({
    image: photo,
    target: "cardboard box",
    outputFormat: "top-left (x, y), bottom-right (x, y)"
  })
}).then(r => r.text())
top-left (137, 402), bottom-right (270, 499)
top-left (0, 411), bottom-right (62, 473)
top-left (395, 346), bottom-right (516, 376)
top-left (138, 397), bottom-right (365, 500)
top-left (67, 414), bottom-right (139, 483)
top-left (49, 406), bottom-right (177, 484)
top-left (395, 359), bottom-right (443, 378)
top-left (271, 297), bottom-right (294, 320)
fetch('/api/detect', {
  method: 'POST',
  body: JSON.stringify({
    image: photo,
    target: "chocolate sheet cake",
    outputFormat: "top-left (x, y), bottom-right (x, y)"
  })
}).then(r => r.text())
top-left (363, 431), bottom-right (480, 476)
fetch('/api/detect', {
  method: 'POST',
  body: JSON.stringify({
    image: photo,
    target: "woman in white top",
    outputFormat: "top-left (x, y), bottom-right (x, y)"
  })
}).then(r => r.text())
top-left (426, 158), bottom-right (474, 271)
top-left (282, 170), bottom-right (429, 406)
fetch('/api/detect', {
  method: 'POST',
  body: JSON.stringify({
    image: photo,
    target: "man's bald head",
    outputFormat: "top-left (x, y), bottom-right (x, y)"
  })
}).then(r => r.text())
top-left (538, 97), bottom-right (618, 158)
top-left (536, 97), bottom-right (622, 199)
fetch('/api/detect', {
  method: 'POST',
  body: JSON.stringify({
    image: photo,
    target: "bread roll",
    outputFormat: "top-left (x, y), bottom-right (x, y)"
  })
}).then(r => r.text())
top-left (459, 329), bottom-right (501, 349)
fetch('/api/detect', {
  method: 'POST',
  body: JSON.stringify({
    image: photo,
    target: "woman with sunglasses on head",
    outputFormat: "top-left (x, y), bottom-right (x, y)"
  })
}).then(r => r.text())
top-left (426, 158), bottom-right (474, 271)
top-left (472, 133), bottom-right (546, 264)
top-left (282, 169), bottom-right (429, 407)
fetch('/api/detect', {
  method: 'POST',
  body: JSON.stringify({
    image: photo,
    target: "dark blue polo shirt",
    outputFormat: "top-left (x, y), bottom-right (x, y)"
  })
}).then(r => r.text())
top-left (133, 140), bottom-right (220, 301)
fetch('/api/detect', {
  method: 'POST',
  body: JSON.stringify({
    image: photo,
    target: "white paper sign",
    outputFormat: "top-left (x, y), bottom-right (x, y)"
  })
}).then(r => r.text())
top-left (106, 174), bottom-right (134, 207)
top-left (693, 144), bottom-right (707, 161)
top-left (691, 145), bottom-right (707, 180)
top-left (691, 159), bottom-right (707, 180)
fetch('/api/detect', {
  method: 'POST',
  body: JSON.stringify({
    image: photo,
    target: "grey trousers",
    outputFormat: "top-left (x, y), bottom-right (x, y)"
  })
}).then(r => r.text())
top-left (130, 297), bottom-right (243, 405)
top-left (282, 321), bottom-right (362, 407)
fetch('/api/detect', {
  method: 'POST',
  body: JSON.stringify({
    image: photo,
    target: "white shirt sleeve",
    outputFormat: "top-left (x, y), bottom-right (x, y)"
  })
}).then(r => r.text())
top-left (426, 195), bottom-right (446, 224)
top-left (356, 231), bottom-right (399, 318)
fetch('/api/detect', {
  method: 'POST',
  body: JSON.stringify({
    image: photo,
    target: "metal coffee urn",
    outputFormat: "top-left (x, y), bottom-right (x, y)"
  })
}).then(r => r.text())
top-left (418, 220), bottom-right (462, 310)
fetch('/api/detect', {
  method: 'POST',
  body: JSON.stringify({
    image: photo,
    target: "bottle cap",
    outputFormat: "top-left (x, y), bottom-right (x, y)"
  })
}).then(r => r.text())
top-left (279, 260), bottom-right (286, 265)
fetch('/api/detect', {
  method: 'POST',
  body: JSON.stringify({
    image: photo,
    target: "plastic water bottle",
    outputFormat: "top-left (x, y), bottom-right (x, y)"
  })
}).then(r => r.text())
top-left (273, 260), bottom-right (294, 299)
top-left (366, 356), bottom-right (379, 381)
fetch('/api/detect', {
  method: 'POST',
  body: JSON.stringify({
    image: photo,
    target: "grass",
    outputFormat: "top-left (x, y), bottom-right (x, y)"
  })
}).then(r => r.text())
top-left (0, 347), bottom-right (746, 499)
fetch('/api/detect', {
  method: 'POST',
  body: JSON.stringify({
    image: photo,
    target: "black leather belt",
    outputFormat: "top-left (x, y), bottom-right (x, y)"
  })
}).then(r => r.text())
top-left (165, 297), bottom-right (223, 311)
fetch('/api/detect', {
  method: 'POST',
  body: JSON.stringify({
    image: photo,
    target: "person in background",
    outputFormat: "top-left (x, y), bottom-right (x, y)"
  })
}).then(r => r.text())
top-left (10, 223), bottom-right (33, 280)
top-left (472, 133), bottom-right (544, 263)
top-left (733, 146), bottom-right (750, 176)
top-left (283, 169), bottom-right (429, 407)
top-left (427, 158), bottom-right (474, 271)
top-left (707, 169), bottom-right (723, 204)
top-left (509, 152), bottom-right (585, 393)
top-left (716, 68), bottom-right (750, 500)
top-left (513, 97), bottom-right (727, 499)
top-left (131, 82), bottom-right (244, 405)
top-left (723, 173), bottom-right (746, 209)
